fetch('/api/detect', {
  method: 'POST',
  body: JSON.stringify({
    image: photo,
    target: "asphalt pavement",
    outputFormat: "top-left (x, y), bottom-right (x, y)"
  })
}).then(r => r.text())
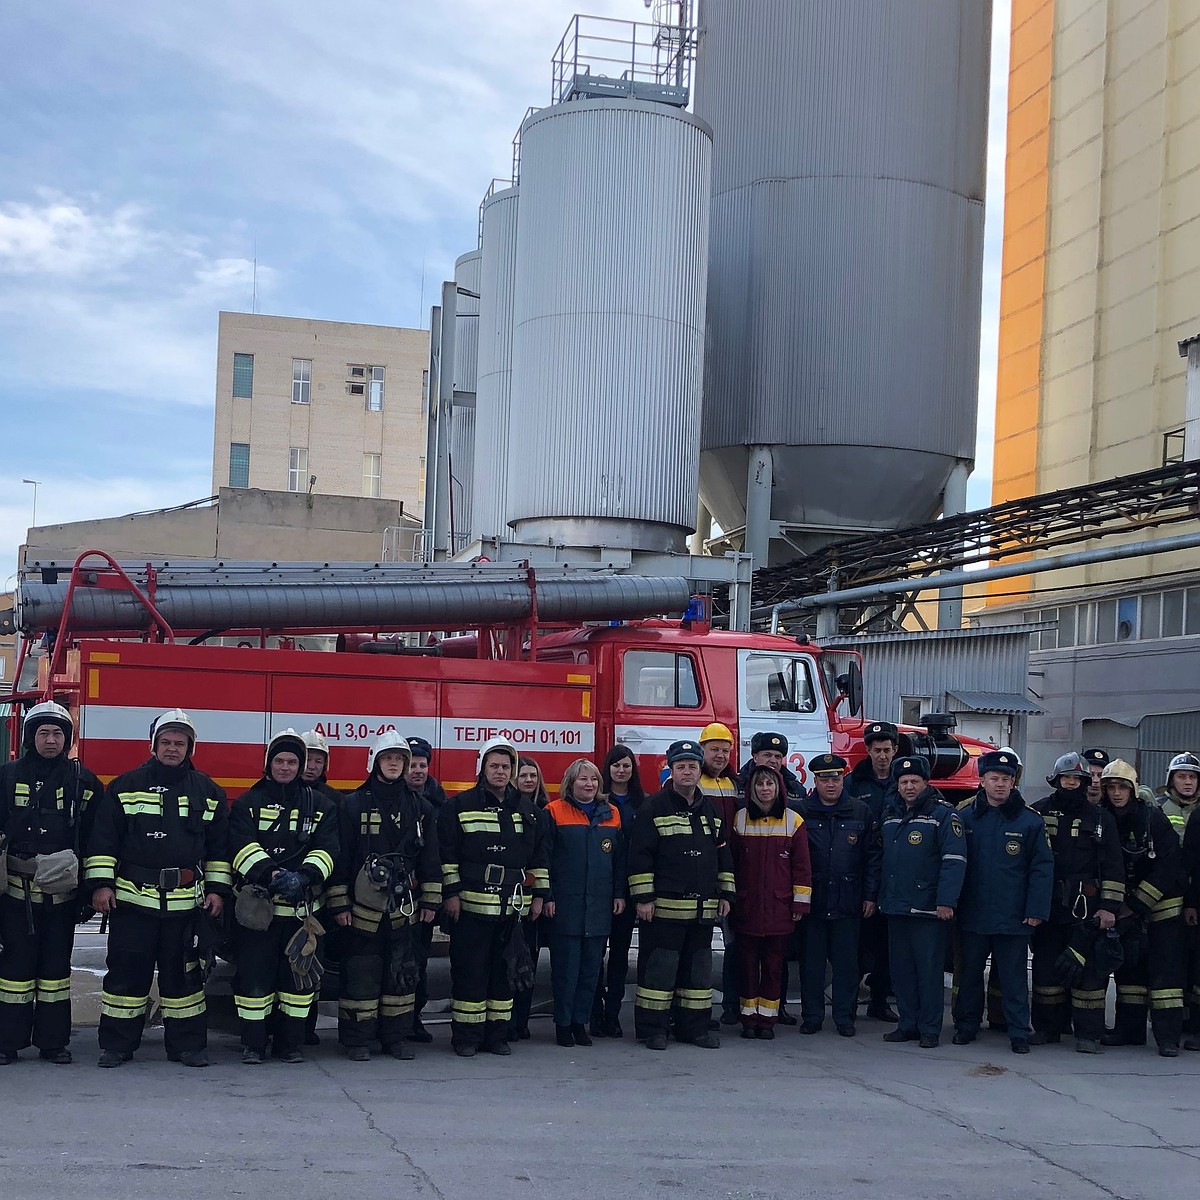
top-left (0, 926), bottom-right (1196, 1200)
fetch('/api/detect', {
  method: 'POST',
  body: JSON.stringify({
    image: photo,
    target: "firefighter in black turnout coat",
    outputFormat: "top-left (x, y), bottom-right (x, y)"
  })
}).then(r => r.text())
top-left (439, 737), bottom-right (548, 1057)
top-left (230, 729), bottom-right (339, 1064)
top-left (1029, 753), bottom-right (1125, 1052)
top-left (0, 702), bottom-right (102, 1065)
top-left (328, 731), bottom-right (440, 1061)
top-left (85, 709), bottom-right (232, 1068)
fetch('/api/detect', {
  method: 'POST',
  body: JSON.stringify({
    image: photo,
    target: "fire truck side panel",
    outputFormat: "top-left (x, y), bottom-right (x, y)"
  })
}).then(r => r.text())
top-left (75, 641), bottom-right (596, 797)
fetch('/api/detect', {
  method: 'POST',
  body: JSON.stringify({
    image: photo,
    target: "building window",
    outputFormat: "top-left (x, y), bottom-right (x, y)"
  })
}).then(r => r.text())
top-left (418, 456), bottom-right (427, 506)
top-left (232, 353), bottom-right (254, 398)
top-left (288, 447), bottom-right (308, 493)
top-left (368, 366), bottom-right (385, 412)
top-left (229, 443), bottom-right (250, 489)
top-left (1141, 592), bottom-right (1162, 640)
top-left (363, 453), bottom-right (382, 498)
top-left (291, 359), bottom-right (311, 405)
top-left (1163, 590), bottom-right (1185, 638)
top-left (899, 696), bottom-right (931, 726)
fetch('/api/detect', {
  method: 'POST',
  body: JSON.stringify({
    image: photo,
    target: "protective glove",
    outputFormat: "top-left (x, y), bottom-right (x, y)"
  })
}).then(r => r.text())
top-left (268, 870), bottom-right (309, 907)
top-left (285, 913), bottom-right (325, 992)
top-left (1054, 944), bottom-right (1086, 987)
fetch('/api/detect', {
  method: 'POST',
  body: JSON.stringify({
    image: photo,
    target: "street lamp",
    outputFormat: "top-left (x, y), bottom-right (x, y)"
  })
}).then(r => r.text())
top-left (21, 478), bottom-right (40, 528)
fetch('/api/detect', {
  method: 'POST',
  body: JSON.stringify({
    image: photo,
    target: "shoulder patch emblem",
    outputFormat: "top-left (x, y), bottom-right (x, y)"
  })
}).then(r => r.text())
top-left (1005, 839), bottom-right (1021, 856)
top-left (600, 837), bottom-right (614, 854)
top-left (907, 830), bottom-right (923, 846)
top-left (949, 815), bottom-right (964, 837)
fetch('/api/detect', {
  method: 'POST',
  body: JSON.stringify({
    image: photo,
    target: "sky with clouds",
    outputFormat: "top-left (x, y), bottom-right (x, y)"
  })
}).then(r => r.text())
top-left (0, 0), bottom-right (1012, 580)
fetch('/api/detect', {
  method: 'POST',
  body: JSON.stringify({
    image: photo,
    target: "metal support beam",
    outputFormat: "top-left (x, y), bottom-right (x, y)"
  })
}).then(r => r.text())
top-left (766, 527), bottom-right (1200, 623)
top-left (937, 459), bottom-right (972, 630)
top-left (744, 445), bottom-right (773, 569)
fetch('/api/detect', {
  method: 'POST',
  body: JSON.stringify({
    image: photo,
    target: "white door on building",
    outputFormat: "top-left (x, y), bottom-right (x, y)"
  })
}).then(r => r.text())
top-left (952, 714), bottom-right (1008, 748)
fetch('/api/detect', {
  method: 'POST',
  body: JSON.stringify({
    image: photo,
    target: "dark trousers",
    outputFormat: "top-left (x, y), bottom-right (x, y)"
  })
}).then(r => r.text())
top-left (861, 911), bottom-right (891, 1005)
top-left (721, 921), bottom-right (739, 1016)
top-left (98, 906), bottom-right (206, 1057)
top-left (888, 916), bottom-right (947, 1037)
top-left (800, 916), bottom-right (861, 1029)
top-left (1183, 924), bottom-right (1200, 1034)
top-left (339, 921), bottom-right (418, 1049)
top-left (593, 903), bottom-right (635, 1023)
top-left (0, 894), bottom-right (76, 1054)
top-left (1111, 917), bottom-right (1186, 1048)
top-left (412, 919), bottom-right (434, 1024)
top-left (635, 919), bottom-right (714, 1042)
top-left (233, 916), bottom-right (314, 1053)
top-left (954, 931), bottom-right (1031, 1039)
top-left (550, 931), bottom-right (606, 1026)
top-left (448, 913), bottom-right (514, 1050)
top-left (1031, 922), bottom-right (1107, 1042)
top-left (510, 918), bottom-right (541, 1034)
top-left (736, 931), bottom-right (788, 1029)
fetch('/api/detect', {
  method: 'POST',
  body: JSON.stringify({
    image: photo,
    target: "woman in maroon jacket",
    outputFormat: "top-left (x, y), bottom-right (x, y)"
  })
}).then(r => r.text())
top-left (730, 766), bottom-right (812, 1039)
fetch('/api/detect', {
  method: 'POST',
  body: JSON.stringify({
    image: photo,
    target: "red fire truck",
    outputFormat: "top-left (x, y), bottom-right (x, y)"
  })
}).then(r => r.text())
top-left (10, 553), bottom-right (984, 796)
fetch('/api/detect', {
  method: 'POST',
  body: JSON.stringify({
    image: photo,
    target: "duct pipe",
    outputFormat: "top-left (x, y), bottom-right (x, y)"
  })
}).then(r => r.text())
top-left (937, 459), bottom-right (972, 631)
top-left (17, 575), bottom-right (693, 635)
top-left (688, 498), bottom-right (712, 557)
top-left (767, 528), bottom-right (1200, 629)
top-left (744, 446), bottom-right (773, 568)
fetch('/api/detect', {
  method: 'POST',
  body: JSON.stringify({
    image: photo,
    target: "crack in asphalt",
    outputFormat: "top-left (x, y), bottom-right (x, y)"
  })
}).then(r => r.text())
top-left (312, 1058), bottom-right (447, 1198)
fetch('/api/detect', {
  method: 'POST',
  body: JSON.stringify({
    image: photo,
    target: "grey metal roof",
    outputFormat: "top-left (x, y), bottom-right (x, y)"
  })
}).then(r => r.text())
top-left (947, 691), bottom-right (1046, 716)
top-left (817, 623), bottom-right (1052, 646)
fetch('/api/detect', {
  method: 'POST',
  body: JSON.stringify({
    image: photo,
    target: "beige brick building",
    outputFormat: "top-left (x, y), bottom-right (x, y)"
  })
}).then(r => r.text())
top-left (212, 313), bottom-right (429, 519)
top-left (978, 0), bottom-right (1200, 774)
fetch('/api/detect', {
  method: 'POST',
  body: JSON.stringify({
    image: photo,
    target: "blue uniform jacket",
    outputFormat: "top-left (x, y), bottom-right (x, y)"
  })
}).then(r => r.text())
top-left (543, 796), bottom-right (626, 938)
top-left (956, 789), bottom-right (1054, 936)
top-left (800, 790), bottom-right (881, 919)
top-left (879, 788), bottom-right (967, 917)
top-left (845, 758), bottom-right (896, 826)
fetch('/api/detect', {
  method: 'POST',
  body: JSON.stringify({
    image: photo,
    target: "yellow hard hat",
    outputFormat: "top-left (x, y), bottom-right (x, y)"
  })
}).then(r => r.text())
top-left (1100, 758), bottom-right (1138, 789)
top-left (699, 722), bottom-right (734, 744)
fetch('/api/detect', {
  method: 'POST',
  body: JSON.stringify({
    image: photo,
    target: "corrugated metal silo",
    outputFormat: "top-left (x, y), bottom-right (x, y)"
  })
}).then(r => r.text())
top-left (451, 249), bottom-right (482, 546)
top-left (506, 99), bottom-right (712, 552)
top-left (694, 0), bottom-right (991, 557)
top-left (472, 187), bottom-right (519, 541)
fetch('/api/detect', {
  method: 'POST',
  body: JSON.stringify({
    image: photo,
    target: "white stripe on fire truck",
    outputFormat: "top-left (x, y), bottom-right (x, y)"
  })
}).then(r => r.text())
top-left (82, 705), bottom-right (594, 754)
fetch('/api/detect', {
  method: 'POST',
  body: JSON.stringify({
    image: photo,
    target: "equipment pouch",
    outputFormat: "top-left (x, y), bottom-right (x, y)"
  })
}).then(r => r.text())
top-left (234, 884), bottom-right (275, 931)
top-left (353, 855), bottom-right (393, 913)
top-left (33, 849), bottom-right (79, 895)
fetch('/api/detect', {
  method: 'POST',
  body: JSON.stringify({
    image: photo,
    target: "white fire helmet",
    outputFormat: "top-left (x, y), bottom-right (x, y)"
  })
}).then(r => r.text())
top-left (23, 701), bottom-right (74, 752)
top-left (301, 730), bottom-right (331, 757)
top-left (149, 708), bottom-right (198, 751)
top-left (264, 728), bottom-right (307, 773)
top-left (367, 730), bottom-right (412, 774)
top-left (477, 736), bottom-right (519, 776)
top-left (1166, 751), bottom-right (1200, 788)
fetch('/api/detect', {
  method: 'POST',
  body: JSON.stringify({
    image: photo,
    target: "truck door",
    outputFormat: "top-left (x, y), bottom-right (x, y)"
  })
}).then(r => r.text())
top-left (736, 649), bottom-right (831, 787)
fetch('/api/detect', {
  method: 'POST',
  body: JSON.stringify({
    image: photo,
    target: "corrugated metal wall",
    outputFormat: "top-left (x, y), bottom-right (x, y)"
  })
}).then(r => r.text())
top-left (506, 99), bottom-right (711, 551)
top-left (472, 188), bottom-right (519, 540)
top-left (694, 0), bottom-right (990, 536)
top-left (1139, 712), bottom-right (1200, 790)
top-left (452, 250), bottom-right (482, 544)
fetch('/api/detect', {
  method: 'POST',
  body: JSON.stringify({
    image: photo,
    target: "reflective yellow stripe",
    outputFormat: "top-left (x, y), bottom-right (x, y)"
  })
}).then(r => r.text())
top-left (234, 994), bottom-right (277, 1019)
top-left (635, 987), bottom-right (673, 1011)
top-left (101, 992), bottom-right (149, 1019)
top-left (115, 880), bottom-right (199, 913)
top-left (0, 977), bottom-right (35, 1004)
top-left (233, 844), bottom-right (272, 876)
top-left (205, 860), bottom-right (233, 887)
top-left (35, 977), bottom-right (71, 1002)
top-left (159, 991), bottom-right (206, 1020)
top-left (302, 849), bottom-right (334, 880)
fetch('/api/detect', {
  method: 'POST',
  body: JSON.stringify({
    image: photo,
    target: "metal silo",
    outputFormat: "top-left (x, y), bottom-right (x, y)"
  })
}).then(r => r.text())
top-left (695, 0), bottom-right (991, 562)
top-left (506, 99), bottom-right (712, 552)
top-left (451, 249), bottom-right (481, 547)
top-left (472, 187), bottom-right (519, 542)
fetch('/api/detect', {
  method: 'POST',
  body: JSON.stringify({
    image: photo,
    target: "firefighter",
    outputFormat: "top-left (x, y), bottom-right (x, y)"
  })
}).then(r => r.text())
top-left (439, 737), bottom-right (548, 1057)
top-left (328, 732), bottom-right (440, 1061)
top-left (510, 756), bottom-right (550, 1040)
top-left (543, 758), bottom-right (626, 1047)
top-left (230, 730), bottom-right (339, 1064)
top-left (736, 732), bottom-right (805, 801)
top-left (628, 739), bottom-right (736, 1051)
top-left (846, 720), bottom-right (899, 1022)
top-left (0, 702), bottom-right (102, 1065)
top-left (952, 750), bottom-right (1054, 1054)
top-left (1160, 751), bottom-right (1200, 1045)
top-left (730, 763), bottom-right (810, 1039)
top-left (1099, 759), bottom-right (1185, 1056)
top-left (300, 730), bottom-right (342, 802)
top-left (300, 729), bottom-right (340, 1047)
top-left (1083, 747), bottom-right (1110, 806)
top-left (85, 709), bottom-right (232, 1068)
top-left (797, 753), bottom-right (878, 1038)
top-left (405, 735), bottom-right (447, 1043)
top-left (879, 756), bottom-right (966, 1048)
top-left (1029, 752), bottom-right (1125, 1053)
top-left (698, 722), bottom-right (741, 1028)
top-left (591, 744), bottom-right (647, 1038)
